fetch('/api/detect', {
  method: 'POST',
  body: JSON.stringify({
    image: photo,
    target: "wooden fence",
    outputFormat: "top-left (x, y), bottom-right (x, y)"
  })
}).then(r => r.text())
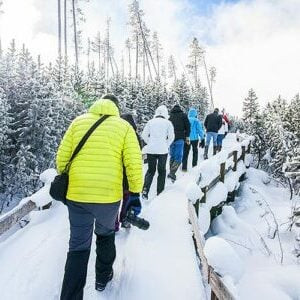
top-left (0, 198), bottom-right (52, 236)
top-left (188, 139), bottom-right (251, 300)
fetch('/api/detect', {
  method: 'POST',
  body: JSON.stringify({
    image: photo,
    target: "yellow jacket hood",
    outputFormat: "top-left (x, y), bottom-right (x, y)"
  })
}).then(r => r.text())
top-left (88, 99), bottom-right (120, 116)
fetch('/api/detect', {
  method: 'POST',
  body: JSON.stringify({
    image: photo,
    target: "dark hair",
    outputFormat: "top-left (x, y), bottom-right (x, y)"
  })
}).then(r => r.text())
top-left (102, 94), bottom-right (119, 108)
top-left (214, 108), bottom-right (219, 113)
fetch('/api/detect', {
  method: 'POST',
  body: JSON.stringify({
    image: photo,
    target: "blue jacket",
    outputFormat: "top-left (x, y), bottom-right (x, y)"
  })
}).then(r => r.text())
top-left (188, 108), bottom-right (204, 141)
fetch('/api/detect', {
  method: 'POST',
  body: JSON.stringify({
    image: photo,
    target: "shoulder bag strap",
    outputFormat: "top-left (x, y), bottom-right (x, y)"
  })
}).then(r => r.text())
top-left (64, 115), bottom-right (110, 172)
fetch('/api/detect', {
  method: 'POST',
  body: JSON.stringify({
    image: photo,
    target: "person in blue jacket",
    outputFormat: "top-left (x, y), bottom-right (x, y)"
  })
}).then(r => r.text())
top-left (182, 107), bottom-right (205, 171)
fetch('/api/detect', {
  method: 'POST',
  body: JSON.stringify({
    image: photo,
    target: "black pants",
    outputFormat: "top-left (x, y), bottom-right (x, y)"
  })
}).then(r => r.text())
top-left (143, 154), bottom-right (168, 195)
top-left (60, 201), bottom-right (120, 300)
top-left (182, 140), bottom-right (199, 170)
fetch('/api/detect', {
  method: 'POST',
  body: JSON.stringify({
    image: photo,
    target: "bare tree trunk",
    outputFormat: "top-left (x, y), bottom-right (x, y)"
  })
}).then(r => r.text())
top-left (203, 55), bottom-right (214, 108)
top-left (128, 47), bottom-right (132, 77)
top-left (135, 35), bottom-right (139, 79)
top-left (63, 0), bottom-right (68, 59)
top-left (97, 32), bottom-right (101, 73)
top-left (194, 55), bottom-right (198, 86)
top-left (156, 48), bottom-right (160, 77)
top-left (58, 0), bottom-right (62, 58)
top-left (72, 0), bottom-right (79, 71)
top-left (136, 11), bottom-right (157, 79)
top-left (143, 51), bottom-right (145, 83)
top-left (87, 38), bottom-right (90, 76)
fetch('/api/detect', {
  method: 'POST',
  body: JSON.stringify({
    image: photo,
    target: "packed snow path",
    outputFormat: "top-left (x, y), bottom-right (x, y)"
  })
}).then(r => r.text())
top-left (0, 167), bottom-right (207, 300)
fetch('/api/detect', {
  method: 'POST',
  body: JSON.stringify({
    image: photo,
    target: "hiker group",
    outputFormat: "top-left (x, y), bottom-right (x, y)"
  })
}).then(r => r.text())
top-left (55, 94), bottom-right (230, 299)
top-left (141, 105), bottom-right (230, 199)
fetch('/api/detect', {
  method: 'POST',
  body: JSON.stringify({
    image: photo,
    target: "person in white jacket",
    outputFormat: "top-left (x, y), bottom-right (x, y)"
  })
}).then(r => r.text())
top-left (141, 105), bottom-right (175, 199)
top-left (216, 116), bottom-right (226, 152)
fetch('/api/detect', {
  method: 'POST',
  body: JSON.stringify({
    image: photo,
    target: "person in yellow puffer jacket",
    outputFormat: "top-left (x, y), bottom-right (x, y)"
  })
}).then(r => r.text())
top-left (58, 94), bottom-right (143, 300)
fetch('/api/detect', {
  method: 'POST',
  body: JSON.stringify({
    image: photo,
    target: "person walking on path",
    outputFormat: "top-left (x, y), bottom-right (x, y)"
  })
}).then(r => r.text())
top-left (217, 116), bottom-right (226, 152)
top-left (56, 94), bottom-right (143, 299)
top-left (141, 105), bottom-right (174, 200)
top-left (167, 104), bottom-right (190, 182)
top-left (203, 108), bottom-right (222, 159)
top-left (182, 108), bottom-right (205, 171)
top-left (115, 113), bottom-right (143, 230)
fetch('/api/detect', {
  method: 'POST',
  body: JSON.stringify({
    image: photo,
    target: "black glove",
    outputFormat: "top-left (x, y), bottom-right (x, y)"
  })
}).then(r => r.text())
top-left (126, 192), bottom-right (141, 216)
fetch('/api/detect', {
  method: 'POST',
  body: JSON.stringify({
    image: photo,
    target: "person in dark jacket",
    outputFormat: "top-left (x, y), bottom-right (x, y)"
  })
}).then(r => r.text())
top-left (115, 113), bottom-right (143, 230)
top-left (182, 108), bottom-right (205, 171)
top-left (167, 104), bottom-right (190, 182)
top-left (203, 108), bottom-right (223, 159)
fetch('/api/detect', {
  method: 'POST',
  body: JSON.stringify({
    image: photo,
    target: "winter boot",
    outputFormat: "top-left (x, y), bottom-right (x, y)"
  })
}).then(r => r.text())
top-left (60, 250), bottom-right (90, 300)
top-left (213, 146), bottom-right (218, 155)
top-left (168, 161), bottom-right (180, 182)
top-left (95, 233), bottom-right (116, 292)
top-left (95, 270), bottom-right (113, 292)
top-left (219, 145), bottom-right (222, 152)
top-left (203, 146), bottom-right (209, 160)
top-left (142, 189), bottom-right (148, 200)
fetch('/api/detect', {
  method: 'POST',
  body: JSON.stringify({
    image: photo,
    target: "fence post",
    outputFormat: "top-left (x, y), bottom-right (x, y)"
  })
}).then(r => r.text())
top-left (194, 199), bottom-right (200, 217)
top-left (233, 150), bottom-right (238, 171)
top-left (220, 162), bottom-right (226, 183)
top-left (247, 142), bottom-right (251, 154)
top-left (201, 186), bottom-right (208, 203)
top-left (241, 145), bottom-right (246, 162)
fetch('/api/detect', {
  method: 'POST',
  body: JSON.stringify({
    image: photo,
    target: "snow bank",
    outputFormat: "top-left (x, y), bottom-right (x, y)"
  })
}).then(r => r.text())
top-left (206, 182), bottom-right (228, 209)
top-left (204, 236), bottom-right (245, 283)
top-left (197, 205), bottom-right (211, 234)
top-left (186, 183), bottom-right (204, 204)
top-left (244, 154), bottom-right (253, 168)
top-left (211, 206), bottom-right (261, 255)
top-left (236, 161), bottom-right (246, 177)
top-left (224, 171), bottom-right (240, 192)
top-left (20, 169), bottom-right (57, 208)
top-left (39, 168), bottom-right (57, 184)
top-left (197, 159), bottom-right (220, 188)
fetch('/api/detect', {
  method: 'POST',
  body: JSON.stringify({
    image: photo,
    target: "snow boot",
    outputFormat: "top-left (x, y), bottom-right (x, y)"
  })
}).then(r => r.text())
top-left (60, 250), bottom-right (90, 300)
top-left (95, 233), bottom-right (116, 291)
top-left (142, 189), bottom-right (148, 200)
top-left (218, 145), bottom-right (222, 152)
top-left (213, 146), bottom-right (218, 155)
top-left (168, 161), bottom-right (180, 182)
top-left (95, 270), bottom-right (113, 292)
top-left (203, 146), bottom-right (209, 160)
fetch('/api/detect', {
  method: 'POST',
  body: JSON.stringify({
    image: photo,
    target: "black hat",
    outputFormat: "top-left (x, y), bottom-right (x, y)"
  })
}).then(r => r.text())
top-left (102, 94), bottom-right (119, 108)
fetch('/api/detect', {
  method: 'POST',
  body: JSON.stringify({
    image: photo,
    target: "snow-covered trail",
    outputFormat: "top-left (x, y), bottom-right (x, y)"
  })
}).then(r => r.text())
top-left (0, 162), bottom-right (206, 300)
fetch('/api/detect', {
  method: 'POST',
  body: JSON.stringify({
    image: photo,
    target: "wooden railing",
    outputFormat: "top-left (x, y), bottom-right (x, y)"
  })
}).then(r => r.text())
top-left (188, 139), bottom-right (252, 300)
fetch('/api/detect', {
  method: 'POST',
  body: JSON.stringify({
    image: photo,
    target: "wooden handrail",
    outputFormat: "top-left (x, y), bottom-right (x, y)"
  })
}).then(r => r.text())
top-left (188, 137), bottom-right (252, 300)
top-left (0, 200), bottom-right (37, 236)
top-left (188, 202), bottom-right (236, 300)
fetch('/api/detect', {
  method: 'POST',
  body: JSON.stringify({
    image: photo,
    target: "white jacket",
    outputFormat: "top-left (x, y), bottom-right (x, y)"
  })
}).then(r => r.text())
top-left (142, 105), bottom-right (175, 154)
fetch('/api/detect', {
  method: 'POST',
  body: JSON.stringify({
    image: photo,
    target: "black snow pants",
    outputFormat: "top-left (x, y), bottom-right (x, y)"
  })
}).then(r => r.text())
top-left (143, 154), bottom-right (168, 196)
top-left (60, 200), bottom-right (120, 300)
top-left (182, 140), bottom-right (199, 170)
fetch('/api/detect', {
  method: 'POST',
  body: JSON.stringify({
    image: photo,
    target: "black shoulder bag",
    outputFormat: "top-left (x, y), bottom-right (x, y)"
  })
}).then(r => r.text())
top-left (50, 115), bottom-right (110, 204)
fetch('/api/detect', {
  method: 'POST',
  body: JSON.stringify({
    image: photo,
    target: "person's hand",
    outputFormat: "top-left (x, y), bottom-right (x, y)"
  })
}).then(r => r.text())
top-left (127, 192), bottom-right (142, 216)
top-left (186, 137), bottom-right (191, 145)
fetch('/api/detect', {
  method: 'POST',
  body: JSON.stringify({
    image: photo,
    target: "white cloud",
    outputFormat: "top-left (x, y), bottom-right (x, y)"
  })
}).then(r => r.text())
top-left (195, 0), bottom-right (300, 115)
top-left (0, 0), bottom-right (299, 116)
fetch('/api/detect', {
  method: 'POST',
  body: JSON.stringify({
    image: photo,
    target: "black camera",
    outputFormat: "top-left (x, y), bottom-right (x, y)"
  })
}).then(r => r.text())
top-left (125, 209), bottom-right (150, 230)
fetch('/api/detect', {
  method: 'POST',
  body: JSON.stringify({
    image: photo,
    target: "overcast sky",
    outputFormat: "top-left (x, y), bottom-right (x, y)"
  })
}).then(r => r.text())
top-left (0, 0), bottom-right (299, 116)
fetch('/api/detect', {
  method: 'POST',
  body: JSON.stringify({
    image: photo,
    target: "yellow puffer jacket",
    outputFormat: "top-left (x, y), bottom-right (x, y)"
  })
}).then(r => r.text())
top-left (56, 99), bottom-right (143, 203)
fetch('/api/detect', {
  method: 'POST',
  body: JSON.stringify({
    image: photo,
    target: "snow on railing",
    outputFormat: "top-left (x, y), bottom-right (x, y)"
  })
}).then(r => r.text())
top-left (0, 169), bottom-right (57, 236)
top-left (187, 137), bottom-right (252, 300)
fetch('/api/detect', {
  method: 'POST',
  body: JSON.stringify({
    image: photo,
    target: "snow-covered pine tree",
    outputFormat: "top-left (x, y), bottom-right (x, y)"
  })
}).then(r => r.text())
top-left (171, 74), bottom-right (191, 111)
